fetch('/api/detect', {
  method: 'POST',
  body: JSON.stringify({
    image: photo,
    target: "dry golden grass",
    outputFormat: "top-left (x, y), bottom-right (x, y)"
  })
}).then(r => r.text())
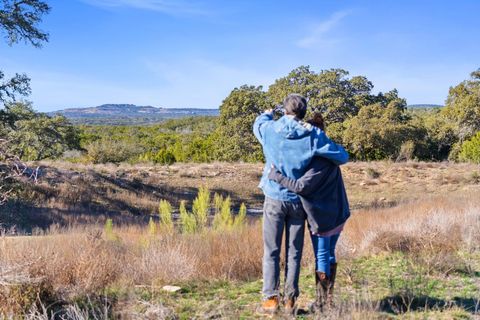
top-left (1, 192), bottom-right (479, 316)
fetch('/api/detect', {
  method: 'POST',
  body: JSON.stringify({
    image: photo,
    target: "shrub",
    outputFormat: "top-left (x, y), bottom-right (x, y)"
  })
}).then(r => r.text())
top-left (179, 201), bottom-right (197, 234)
top-left (470, 171), bottom-right (480, 184)
top-left (86, 139), bottom-right (142, 164)
top-left (365, 167), bottom-right (381, 179)
top-left (213, 193), bottom-right (223, 216)
top-left (396, 140), bottom-right (415, 162)
top-left (158, 200), bottom-right (174, 231)
top-left (458, 131), bottom-right (480, 164)
top-left (139, 149), bottom-right (176, 165)
top-left (192, 186), bottom-right (210, 230)
top-left (233, 203), bottom-right (247, 229)
top-left (213, 195), bottom-right (234, 231)
top-left (148, 217), bottom-right (157, 236)
top-left (104, 219), bottom-right (118, 241)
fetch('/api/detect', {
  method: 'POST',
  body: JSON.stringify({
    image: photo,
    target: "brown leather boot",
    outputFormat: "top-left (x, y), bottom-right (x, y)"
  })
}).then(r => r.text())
top-left (310, 271), bottom-right (329, 313)
top-left (328, 263), bottom-right (338, 306)
top-left (284, 297), bottom-right (297, 316)
top-left (257, 296), bottom-right (279, 315)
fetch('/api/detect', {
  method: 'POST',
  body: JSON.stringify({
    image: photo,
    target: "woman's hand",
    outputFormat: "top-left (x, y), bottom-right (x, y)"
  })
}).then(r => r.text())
top-left (268, 164), bottom-right (281, 181)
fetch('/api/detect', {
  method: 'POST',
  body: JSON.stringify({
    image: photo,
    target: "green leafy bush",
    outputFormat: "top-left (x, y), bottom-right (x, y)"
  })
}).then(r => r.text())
top-left (192, 186), bottom-right (210, 231)
top-left (213, 195), bottom-right (234, 231)
top-left (86, 139), bottom-right (142, 164)
top-left (179, 200), bottom-right (197, 234)
top-left (158, 200), bottom-right (174, 231)
top-left (233, 203), bottom-right (247, 230)
top-left (458, 131), bottom-right (480, 163)
top-left (139, 149), bottom-right (176, 165)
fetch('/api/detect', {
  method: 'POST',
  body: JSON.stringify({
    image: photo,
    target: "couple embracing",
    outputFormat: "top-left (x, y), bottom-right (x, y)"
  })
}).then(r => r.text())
top-left (253, 94), bottom-right (350, 316)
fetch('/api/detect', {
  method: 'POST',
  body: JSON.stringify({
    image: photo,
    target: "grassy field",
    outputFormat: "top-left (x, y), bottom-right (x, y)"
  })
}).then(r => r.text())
top-left (1, 162), bottom-right (480, 319)
top-left (3, 161), bottom-right (480, 230)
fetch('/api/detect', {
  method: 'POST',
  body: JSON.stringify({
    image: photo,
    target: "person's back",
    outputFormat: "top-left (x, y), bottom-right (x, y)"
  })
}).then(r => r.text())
top-left (269, 156), bottom-right (350, 234)
top-left (254, 106), bottom-right (348, 203)
top-left (253, 94), bottom-right (349, 316)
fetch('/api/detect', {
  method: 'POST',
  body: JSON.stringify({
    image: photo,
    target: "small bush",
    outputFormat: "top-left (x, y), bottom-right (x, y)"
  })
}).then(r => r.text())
top-left (104, 219), bottom-right (119, 241)
top-left (139, 149), bottom-right (176, 165)
top-left (365, 167), bottom-right (381, 179)
top-left (470, 171), bottom-right (480, 184)
top-left (213, 193), bottom-right (223, 216)
top-left (233, 203), bottom-right (247, 229)
top-left (158, 200), bottom-right (174, 231)
top-left (396, 140), bottom-right (415, 162)
top-left (458, 131), bottom-right (480, 163)
top-left (213, 195), bottom-right (234, 231)
top-left (86, 139), bottom-right (142, 164)
top-left (179, 201), bottom-right (197, 234)
top-left (148, 217), bottom-right (157, 236)
top-left (192, 186), bottom-right (210, 230)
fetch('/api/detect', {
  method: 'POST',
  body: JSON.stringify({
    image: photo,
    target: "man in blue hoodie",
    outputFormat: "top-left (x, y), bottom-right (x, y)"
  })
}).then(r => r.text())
top-left (253, 94), bottom-right (348, 315)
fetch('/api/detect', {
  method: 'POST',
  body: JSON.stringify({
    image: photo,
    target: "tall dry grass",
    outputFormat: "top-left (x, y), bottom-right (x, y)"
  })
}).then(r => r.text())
top-left (1, 193), bottom-right (479, 315)
top-left (342, 193), bottom-right (480, 254)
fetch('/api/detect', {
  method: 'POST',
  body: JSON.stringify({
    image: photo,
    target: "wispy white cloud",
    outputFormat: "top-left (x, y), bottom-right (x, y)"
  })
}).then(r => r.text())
top-left (80, 0), bottom-right (211, 16)
top-left (296, 10), bottom-right (351, 49)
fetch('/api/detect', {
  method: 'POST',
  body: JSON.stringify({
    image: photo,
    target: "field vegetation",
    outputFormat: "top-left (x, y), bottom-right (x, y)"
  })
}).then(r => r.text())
top-left (1, 189), bottom-right (479, 318)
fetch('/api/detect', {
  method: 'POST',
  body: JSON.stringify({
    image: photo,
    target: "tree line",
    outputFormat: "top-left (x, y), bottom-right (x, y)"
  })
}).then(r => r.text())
top-left (81, 66), bottom-right (479, 164)
top-left (2, 66), bottom-right (480, 165)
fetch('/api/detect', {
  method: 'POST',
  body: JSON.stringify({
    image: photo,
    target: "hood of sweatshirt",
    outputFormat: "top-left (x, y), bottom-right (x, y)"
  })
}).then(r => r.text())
top-left (272, 115), bottom-right (313, 139)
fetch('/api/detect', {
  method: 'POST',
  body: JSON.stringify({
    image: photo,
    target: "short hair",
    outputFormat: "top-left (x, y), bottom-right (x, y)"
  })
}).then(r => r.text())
top-left (283, 94), bottom-right (308, 119)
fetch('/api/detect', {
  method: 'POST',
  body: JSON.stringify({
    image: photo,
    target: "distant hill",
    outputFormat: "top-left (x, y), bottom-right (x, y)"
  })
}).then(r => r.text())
top-left (407, 104), bottom-right (444, 110)
top-left (48, 104), bottom-right (219, 125)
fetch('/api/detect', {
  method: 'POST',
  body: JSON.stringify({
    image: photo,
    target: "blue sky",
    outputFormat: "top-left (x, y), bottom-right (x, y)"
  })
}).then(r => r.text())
top-left (1, 0), bottom-right (479, 111)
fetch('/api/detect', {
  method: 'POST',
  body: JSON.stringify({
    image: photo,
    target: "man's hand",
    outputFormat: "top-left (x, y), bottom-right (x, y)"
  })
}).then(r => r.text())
top-left (264, 109), bottom-right (273, 114)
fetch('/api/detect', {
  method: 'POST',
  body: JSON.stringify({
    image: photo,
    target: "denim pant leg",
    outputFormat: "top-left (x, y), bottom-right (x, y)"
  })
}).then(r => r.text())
top-left (283, 201), bottom-right (306, 299)
top-left (329, 233), bottom-right (340, 265)
top-left (311, 234), bottom-right (332, 277)
top-left (262, 197), bottom-right (286, 299)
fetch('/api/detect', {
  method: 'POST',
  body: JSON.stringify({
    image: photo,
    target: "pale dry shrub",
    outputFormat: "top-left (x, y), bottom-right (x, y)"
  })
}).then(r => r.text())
top-left (134, 237), bottom-right (198, 283)
top-left (25, 298), bottom-right (110, 320)
top-left (341, 193), bottom-right (480, 274)
top-left (193, 226), bottom-right (263, 280)
top-left (0, 231), bottom-right (126, 300)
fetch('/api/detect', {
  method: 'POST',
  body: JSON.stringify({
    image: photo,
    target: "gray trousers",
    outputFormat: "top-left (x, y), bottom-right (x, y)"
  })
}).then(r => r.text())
top-left (262, 196), bottom-right (306, 300)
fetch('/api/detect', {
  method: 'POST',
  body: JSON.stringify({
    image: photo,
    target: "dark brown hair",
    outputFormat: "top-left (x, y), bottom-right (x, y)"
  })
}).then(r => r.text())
top-left (307, 112), bottom-right (325, 131)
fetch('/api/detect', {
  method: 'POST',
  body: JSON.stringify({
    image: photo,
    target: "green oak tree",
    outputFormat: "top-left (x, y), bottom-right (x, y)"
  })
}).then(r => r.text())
top-left (267, 66), bottom-right (378, 124)
top-left (212, 85), bottom-right (270, 162)
top-left (442, 69), bottom-right (480, 142)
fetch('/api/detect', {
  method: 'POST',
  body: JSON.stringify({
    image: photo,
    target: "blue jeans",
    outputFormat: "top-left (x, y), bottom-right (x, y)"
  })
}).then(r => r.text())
top-left (310, 233), bottom-right (340, 277)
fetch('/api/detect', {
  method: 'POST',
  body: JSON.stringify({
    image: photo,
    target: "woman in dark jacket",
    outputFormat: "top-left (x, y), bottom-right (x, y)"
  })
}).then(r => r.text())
top-left (268, 113), bottom-right (350, 312)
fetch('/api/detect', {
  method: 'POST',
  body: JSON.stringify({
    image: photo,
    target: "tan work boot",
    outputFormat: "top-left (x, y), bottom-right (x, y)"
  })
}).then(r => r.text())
top-left (284, 297), bottom-right (297, 316)
top-left (257, 296), bottom-right (279, 315)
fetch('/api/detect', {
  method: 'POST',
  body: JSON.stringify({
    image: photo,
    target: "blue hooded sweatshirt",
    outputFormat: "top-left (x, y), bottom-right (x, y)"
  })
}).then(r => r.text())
top-left (253, 112), bottom-right (349, 202)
